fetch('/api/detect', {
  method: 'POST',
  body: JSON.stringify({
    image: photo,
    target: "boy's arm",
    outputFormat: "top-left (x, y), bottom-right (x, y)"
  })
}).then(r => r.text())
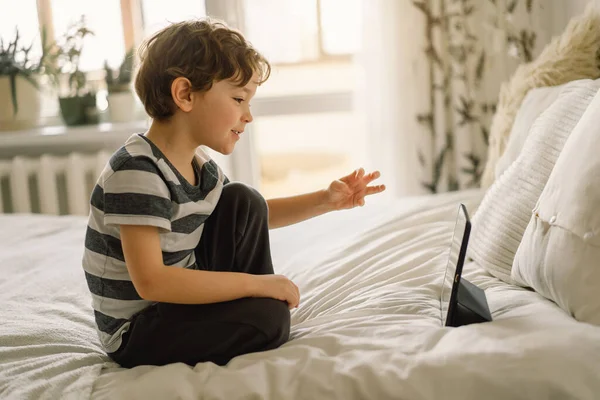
top-left (266, 190), bottom-right (333, 230)
top-left (266, 168), bottom-right (386, 230)
top-left (120, 225), bottom-right (300, 307)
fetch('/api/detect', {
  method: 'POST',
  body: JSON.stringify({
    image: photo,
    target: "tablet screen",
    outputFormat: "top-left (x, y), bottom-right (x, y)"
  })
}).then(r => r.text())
top-left (440, 205), bottom-right (468, 325)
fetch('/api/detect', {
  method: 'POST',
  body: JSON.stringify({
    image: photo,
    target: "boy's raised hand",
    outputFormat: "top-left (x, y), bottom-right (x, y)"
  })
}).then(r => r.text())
top-left (325, 168), bottom-right (386, 211)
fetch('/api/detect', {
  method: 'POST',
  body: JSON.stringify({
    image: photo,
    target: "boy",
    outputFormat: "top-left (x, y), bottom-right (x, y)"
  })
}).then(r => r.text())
top-left (82, 18), bottom-right (385, 368)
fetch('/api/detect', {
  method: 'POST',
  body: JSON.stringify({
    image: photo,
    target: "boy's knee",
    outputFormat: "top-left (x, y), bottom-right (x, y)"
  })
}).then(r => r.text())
top-left (249, 298), bottom-right (290, 349)
top-left (222, 182), bottom-right (267, 217)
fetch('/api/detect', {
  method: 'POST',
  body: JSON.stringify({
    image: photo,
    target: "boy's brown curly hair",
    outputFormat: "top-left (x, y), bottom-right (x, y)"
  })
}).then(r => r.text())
top-left (134, 18), bottom-right (271, 120)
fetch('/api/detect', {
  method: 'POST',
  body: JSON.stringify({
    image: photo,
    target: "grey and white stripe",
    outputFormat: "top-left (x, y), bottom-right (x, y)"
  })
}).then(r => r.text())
top-left (82, 133), bottom-right (228, 353)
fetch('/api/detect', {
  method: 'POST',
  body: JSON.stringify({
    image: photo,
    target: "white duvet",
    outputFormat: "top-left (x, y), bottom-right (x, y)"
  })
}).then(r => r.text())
top-left (2, 189), bottom-right (599, 400)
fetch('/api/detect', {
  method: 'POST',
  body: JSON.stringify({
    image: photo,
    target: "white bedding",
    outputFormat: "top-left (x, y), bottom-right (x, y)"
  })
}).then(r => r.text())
top-left (2, 189), bottom-right (600, 400)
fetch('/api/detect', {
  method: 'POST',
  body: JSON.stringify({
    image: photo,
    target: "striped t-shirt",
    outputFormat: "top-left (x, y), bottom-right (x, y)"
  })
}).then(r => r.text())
top-left (82, 133), bottom-right (229, 353)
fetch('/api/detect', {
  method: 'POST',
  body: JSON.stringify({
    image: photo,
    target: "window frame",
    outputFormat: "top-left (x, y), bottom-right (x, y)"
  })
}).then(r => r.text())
top-left (35, 0), bottom-right (354, 70)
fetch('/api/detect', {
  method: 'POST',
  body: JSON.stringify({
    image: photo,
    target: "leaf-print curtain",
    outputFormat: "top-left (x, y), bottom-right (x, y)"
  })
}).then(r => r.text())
top-left (359, 0), bottom-right (563, 197)
top-left (413, 0), bottom-right (541, 193)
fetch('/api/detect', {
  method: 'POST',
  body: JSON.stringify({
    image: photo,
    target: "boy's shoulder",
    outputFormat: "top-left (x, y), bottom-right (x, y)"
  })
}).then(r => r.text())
top-left (106, 133), bottom-right (161, 175)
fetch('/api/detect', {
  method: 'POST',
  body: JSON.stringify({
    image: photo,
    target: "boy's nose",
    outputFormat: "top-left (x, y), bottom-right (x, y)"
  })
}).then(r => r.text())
top-left (243, 110), bottom-right (253, 123)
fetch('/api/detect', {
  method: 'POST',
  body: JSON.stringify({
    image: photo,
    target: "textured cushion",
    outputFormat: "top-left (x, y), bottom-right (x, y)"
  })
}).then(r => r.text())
top-left (481, 3), bottom-right (600, 188)
top-left (494, 84), bottom-right (563, 180)
top-left (469, 79), bottom-right (600, 283)
top-left (512, 87), bottom-right (600, 326)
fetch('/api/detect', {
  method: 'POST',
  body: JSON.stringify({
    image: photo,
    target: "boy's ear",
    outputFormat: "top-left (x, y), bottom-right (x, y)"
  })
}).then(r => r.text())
top-left (171, 77), bottom-right (193, 112)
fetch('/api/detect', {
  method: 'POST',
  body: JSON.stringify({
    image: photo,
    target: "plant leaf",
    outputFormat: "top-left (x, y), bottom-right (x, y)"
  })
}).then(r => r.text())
top-left (9, 74), bottom-right (18, 115)
top-left (418, 150), bottom-right (426, 167)
top-left (447, 176), bottom-right (459, 192)
top-left (422, 181), bottom-right (437, 193)
top-left (412, 1), bottom-right (429, 15)
top-left (480, 125), bottom-right (489, 145)
top-left (475, 51), bottom-right (485, 87)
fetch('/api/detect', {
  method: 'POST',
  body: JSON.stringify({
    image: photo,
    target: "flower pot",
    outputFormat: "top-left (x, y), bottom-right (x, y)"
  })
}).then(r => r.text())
top-left (0, 75), bottom-right (42, 131)
top-left (107, 91), bottom-right (137, 123)
top-left (59, 93), bottom-right (99, 126)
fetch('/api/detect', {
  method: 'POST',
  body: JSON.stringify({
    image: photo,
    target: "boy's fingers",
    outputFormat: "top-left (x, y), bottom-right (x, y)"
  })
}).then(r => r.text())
top-left (362, 171), bottom-right (381, 185)
top-left (366, 185), bottom-right (386, 195)
top-left (341, 170), bottom-right (358, 183)
top-left (291, 281), bottom-right (300, 306)
top-left (346, 169), bottom-right (379, 184)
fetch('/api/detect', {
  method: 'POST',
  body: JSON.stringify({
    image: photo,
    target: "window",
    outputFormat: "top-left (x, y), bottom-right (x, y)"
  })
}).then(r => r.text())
top-left (141, 0), bottom-right (206, 38)
top-left (253, 111), bottom-right (367, 197)
top-left (240, 0), bottom-right (365, 196)
top-left (242, 0), bottom-right (361, 64)
top-left (50, 0), bottom-right (125, 71)
top-left (243, 0), bottom-right (319, 64)
top-left (2, 0), bottom-right (368, 198)
top-left (2, 0), bottom-right (361, 81)
top-left (319, 0), bottom-right (362, 55)
top-left (0, 0), bottom-right (41, 58)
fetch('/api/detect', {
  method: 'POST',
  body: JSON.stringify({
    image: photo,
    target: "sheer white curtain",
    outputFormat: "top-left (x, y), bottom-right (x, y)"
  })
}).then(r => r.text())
top-left (357, 0), bottom-right (586, 198)
top-left (356, 0), bottom-right (427, 198)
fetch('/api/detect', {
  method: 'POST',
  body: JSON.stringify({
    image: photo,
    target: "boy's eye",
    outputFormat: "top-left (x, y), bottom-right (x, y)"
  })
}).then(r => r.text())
top-left (233, 98), bottom-right (244, 104)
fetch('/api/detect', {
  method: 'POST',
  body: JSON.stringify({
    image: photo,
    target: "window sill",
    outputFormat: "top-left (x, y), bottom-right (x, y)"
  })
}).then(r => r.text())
top-left (0, 120), bottom-right (150, 158)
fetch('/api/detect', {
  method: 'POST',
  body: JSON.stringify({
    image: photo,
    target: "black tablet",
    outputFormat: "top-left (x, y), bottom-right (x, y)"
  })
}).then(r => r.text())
top-left (441, 204), bottom-right (492, 327)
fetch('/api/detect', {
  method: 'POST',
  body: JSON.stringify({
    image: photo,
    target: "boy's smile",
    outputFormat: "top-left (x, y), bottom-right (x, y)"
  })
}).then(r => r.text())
top-left (189, 74), bottom-right (259, 155)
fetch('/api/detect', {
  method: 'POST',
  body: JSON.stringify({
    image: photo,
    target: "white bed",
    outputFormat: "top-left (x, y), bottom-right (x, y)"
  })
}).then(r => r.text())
top-left (2, 188), bottom-right (600, 400)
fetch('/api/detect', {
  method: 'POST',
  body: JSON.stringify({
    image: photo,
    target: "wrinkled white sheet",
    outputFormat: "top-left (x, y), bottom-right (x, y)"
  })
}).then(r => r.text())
top-left (0, 215), bottom-right (108, 400)
top-left (2, 190), bottom-right (600, 400)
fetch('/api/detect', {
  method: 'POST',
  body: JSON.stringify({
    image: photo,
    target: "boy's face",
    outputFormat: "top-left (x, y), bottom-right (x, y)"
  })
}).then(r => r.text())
top-left (189, 73), bottom-right (258, 155)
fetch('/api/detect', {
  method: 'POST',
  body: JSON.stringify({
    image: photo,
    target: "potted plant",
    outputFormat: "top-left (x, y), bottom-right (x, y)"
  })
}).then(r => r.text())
top-left (104, 48), bottom-right (137, 123)
top-left (50, 16), bottom-right (99, 126)
top-left (0, 27), bottom-right (54, 131)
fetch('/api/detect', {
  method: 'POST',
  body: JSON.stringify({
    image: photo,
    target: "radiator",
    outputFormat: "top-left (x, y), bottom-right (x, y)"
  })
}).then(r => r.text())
top-left (0, 151), bottom-right (112, 216)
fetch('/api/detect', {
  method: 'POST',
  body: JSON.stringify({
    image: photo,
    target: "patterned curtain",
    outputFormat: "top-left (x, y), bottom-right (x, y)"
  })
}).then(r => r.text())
top-left (412, 0), bottom-right (542, 193)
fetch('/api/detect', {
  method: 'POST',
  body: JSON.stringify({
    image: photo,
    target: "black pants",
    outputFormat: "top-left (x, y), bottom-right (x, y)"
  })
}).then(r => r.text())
top-left (108, 182), bottom-right (291, 368)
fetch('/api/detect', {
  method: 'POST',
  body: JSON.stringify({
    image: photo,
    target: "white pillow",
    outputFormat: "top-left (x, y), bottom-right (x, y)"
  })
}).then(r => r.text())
top-left (512, 87), bottom-right (600, 326)
top-left (494, 84), bottom-right (564, 179)
top-left (469, 79), bottom-right (600, 283)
